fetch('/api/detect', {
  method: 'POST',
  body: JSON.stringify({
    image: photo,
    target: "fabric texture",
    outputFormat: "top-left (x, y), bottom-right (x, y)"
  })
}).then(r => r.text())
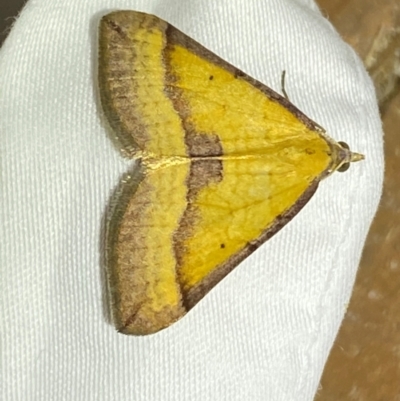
top-left (0, 0), bottom-right (382, 400)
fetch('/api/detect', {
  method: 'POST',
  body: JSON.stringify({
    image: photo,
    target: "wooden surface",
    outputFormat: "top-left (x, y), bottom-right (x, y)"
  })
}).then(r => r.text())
top-left (315, 0), bottom-right (400, 400)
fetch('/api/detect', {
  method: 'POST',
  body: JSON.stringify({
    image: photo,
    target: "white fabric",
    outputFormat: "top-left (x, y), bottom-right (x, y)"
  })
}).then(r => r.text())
top-left (0, 0), bottom-right (382, 400)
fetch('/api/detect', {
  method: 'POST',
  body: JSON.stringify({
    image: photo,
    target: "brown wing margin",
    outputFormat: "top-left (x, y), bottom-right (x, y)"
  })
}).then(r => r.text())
top-left (98, 12), bottom-right (170, 158)
top-left (105, 164), bottom-right (147, 331)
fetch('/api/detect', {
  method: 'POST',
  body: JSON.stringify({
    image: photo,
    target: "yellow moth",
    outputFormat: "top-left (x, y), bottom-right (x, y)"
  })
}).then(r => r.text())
top-left (98, 10), bottom-right (364, 335)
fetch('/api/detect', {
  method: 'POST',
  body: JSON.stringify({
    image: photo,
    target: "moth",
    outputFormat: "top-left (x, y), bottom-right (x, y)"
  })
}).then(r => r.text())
top-left (98, 11), bottom-right (364, 335)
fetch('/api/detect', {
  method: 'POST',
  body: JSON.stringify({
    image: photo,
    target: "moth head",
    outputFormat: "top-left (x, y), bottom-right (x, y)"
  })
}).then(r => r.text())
top-left (328, 140), bottom-right (364, 175)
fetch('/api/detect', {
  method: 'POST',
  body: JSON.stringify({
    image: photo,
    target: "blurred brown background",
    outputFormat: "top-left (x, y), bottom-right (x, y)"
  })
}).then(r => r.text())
top-left (314, 1), bottom-right (400, 399)
top-left (1, 1), bottom-right (398, 399)
top-left (0, 1), bottom-right (24, 45)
